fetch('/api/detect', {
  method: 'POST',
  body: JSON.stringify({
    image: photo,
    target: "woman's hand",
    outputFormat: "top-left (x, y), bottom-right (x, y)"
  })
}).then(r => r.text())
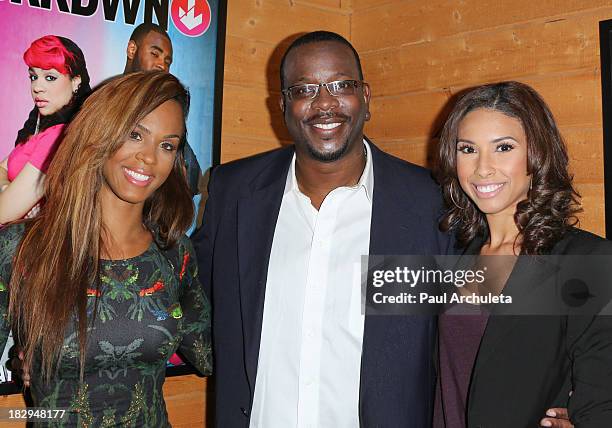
top-left (7, 347), bottom-right (30, 388)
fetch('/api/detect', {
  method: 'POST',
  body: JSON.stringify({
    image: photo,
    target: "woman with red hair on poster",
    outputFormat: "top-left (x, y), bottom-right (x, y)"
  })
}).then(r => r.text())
top-left (0, 35), bottom-right (91, 223)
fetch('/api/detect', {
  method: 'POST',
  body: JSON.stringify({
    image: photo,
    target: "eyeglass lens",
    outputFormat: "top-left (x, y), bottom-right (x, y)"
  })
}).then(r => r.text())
top-left (287, 80), bottom-right (362, 100)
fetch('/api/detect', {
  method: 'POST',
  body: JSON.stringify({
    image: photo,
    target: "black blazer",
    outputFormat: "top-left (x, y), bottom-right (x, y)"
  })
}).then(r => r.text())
top-left (192, 141), bottom-right (452, 427)
top-left (457, 228), bottom-right (612, 428)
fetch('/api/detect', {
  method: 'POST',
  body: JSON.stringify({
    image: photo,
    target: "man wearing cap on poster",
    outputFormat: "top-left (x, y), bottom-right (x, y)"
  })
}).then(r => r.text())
top-left (124, 22), bottom-right (201, 198)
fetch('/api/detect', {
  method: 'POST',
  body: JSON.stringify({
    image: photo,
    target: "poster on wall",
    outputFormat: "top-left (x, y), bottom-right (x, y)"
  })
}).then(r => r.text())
top-left (0, 0), bottom-right (226, 393)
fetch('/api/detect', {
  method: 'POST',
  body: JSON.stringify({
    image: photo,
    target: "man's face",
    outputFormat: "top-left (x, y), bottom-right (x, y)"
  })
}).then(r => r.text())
top-left (280, 41), bottom-right (370, 163)
top-left (131, 31), bottom-right (173, 72)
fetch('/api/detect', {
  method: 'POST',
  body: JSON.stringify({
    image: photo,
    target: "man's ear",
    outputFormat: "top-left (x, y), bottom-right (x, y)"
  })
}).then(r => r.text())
top-left (279, 94), bottom-right (285, 113)
top-left (363, 83), bottom-right (371, 122)
top-left (126, 40), bottom-right (138, 60)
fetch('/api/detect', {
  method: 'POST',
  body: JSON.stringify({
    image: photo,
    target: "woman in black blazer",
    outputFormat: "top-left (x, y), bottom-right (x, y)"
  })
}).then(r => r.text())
top-left (433, 81), bottom-right (612, 428)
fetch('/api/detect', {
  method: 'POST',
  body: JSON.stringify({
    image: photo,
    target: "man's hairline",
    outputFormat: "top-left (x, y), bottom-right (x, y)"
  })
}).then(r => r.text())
top-left (130, 29), bottom-right (172, 49)
top-left (281, 40), bottom-right (363, 89)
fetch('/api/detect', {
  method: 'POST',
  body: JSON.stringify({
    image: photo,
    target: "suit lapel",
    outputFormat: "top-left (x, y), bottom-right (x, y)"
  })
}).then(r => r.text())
top-left (360, 143), bottom-right (429, 418)
top-left (468, 252), bottom-right (559, 407)
top-left (236, 147), bottom-right (294, 389)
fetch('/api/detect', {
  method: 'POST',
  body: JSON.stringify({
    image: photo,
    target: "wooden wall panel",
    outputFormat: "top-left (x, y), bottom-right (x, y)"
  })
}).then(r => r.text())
top-left (222, 85), bottom-right (289, 142)
top-left (361, 10), bottom-right (607, 97)
top-left (221, 135), bottom-right (292, 163)
top-left (366, 90), bottom-right (451, 139)
top-left (352, 0), bottom-right (612, 53)
top-left (354, 1), bottom-right (609, 236)
top-left (223, 35), bottom-right (280, 90)
top-left (226, 0), bottom-right (350, 45)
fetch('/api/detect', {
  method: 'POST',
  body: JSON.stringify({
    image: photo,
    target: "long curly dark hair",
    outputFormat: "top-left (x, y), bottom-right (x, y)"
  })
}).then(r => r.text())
top-left (436, 81), bottom-right (581, 255)
top-left (15, 35), bottom-right (91, 146)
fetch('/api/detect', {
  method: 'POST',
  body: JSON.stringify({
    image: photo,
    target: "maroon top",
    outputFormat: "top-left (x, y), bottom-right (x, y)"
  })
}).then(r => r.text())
top-left (433, 302), bottom-right (489, 428)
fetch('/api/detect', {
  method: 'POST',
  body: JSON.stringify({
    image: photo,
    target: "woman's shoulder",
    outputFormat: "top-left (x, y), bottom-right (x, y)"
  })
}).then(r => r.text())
top-left (21, 124), bottom-right (65, 146)
top-left (152, 233), bottom-right (195, 269)
top-left (36, 124), bottom-right (66, 139)
top-left (172, 234), bottom-right (195, 259)
top-left (553, 227), bottom-right (612, 255)
top-left (0, 222), bottom-right (26, 247)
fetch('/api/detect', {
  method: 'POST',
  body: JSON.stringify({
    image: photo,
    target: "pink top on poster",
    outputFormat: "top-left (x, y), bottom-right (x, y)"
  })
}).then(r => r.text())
top-left (7, 124), bottom-right (65, 181)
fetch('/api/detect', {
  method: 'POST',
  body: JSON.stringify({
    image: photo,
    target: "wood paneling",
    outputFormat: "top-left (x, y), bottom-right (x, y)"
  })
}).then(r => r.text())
top-left (360, 11), bottom-right (607, 97)
top-left (222, 85), bottom-right (289, 142)
top-left (352, 1), bottom-right (612, 53)
top-left (164, 375), bottom-right (207, 427)
top-left (226, 0), bottom-right (350, 43)
top-left (221, 135), bottom-right (292, 164)
top-left (353, 1), bottom-right (608, 235)
top-left (223, 35), bottom-right (281, 90)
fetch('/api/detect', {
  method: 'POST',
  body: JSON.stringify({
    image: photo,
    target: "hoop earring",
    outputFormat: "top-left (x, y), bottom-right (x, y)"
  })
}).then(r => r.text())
top-left (34, 112), bottom-right (40, 135)
top-left (449, 181), bottom-right (466, 210)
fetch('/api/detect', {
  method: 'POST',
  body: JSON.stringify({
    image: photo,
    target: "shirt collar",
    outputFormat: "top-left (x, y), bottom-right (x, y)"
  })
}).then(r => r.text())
top-left (284, 139), bottom-right (374, 202)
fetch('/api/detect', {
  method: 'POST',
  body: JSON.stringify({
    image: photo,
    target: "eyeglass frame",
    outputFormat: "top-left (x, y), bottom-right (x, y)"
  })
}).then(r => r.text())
top-left (281, 79), bottom-right (369, 101)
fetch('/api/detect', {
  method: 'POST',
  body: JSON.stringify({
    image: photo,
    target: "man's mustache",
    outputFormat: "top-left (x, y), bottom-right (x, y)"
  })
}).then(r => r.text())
top-left (304, 113), bottom-right (350, 124)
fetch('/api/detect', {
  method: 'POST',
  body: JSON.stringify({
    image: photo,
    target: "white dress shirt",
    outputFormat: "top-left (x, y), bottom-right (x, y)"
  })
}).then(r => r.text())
top-left (249, 141), bottom-right (374, 428)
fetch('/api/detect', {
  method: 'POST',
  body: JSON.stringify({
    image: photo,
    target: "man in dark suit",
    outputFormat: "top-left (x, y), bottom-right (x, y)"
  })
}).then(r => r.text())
top-left (192, 31), bottom-right (451, 427)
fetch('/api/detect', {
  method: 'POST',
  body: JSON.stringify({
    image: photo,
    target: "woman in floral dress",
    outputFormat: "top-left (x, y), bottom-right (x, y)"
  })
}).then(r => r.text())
top-left (0, 71), bottom-right (211, 427)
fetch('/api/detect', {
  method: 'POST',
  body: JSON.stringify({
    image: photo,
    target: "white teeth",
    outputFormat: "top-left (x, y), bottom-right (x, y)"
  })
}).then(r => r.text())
top-left (476, 183), bottom-right (503, 193)
top-left (124, 168), bottom-right (151, 182)
top-left (313, 122), bottom-right (341, 130)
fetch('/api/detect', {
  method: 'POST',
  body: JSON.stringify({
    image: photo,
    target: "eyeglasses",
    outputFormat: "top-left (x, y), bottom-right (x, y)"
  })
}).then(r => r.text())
top-left (281, 80), bottom-right (367, 101)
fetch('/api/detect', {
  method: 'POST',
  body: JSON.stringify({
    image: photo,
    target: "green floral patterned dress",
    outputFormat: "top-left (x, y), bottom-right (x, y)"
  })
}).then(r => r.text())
top-left (0, 223), bottom-right (212, 427)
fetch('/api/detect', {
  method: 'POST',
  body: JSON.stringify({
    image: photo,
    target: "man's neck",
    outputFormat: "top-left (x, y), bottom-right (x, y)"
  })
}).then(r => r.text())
top-left (295, 140), bottom-right (366, 210)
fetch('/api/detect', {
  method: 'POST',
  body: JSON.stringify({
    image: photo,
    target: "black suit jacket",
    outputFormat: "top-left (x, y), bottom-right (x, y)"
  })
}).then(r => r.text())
top-left (192, 141), bottom-right (452, 427)
top-left (459, 228), bottom-right (612, 428)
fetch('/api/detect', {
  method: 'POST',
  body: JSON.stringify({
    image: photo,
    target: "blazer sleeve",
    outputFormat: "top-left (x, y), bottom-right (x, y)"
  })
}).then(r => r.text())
top-left (567, 314), bottom-right (612, 427)
top-left (565, 234), bottom-right (612, 426)
top-left (177, 238), bottom-right (212, 375)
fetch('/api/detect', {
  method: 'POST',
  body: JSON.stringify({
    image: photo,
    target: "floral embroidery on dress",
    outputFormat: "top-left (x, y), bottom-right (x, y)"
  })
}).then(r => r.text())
top-left (0, 223), bottom-right (212, 427)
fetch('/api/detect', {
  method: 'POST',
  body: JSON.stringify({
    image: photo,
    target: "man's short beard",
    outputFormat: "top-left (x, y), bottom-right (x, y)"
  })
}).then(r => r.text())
top-left (305, 138), bottom-right (351, 163)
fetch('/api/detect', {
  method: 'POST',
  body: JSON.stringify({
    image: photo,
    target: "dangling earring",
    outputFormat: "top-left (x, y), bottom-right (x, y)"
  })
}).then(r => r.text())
top-left (365, 111), bottom-right (371, 120)
top-left (34, 112), bottom-right (40, 135)
top-left (449, 181), bottom-right (466, 210)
